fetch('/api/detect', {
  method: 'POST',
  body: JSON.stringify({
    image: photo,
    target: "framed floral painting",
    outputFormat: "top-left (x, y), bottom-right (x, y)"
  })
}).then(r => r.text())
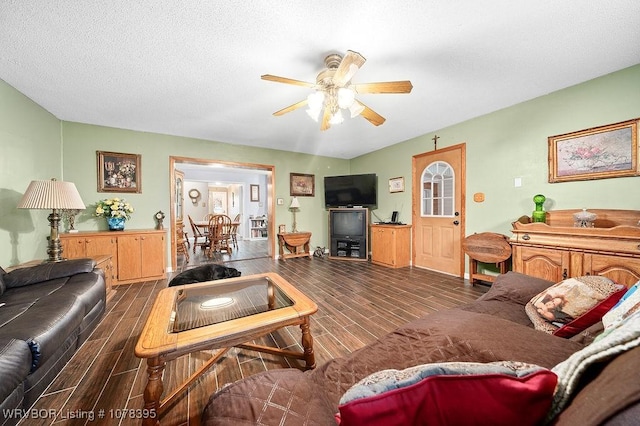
top-left (97, 151), bottom-right (142, 193)
top-left (548, 118), bottom-right (639, 183)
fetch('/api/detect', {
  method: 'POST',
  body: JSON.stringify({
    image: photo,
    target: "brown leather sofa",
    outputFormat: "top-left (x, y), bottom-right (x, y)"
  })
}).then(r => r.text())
top-left (0, 259), bottom-right (106, 425)
top-left (202, 272), bottom-right (640, 425)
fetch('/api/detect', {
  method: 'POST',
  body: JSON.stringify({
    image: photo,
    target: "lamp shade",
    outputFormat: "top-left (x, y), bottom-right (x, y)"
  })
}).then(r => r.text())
top-left (18, 179), bottom-right (86, 210)
top-left (289, 197), bottom-right (300, 209)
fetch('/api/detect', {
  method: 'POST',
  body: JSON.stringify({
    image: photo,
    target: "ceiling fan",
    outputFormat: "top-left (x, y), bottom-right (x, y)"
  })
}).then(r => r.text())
top-left (261, 50), bottom-right (413, 131)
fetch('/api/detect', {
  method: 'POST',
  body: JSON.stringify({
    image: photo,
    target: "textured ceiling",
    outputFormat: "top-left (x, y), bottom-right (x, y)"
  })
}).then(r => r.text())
top-left (1, 1), bottom-right (639, 159)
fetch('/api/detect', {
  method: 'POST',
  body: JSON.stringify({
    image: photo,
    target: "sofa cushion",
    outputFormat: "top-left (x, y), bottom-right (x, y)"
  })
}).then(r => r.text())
top-left (0, 265), bottom-right (6, 296)
top-left (336, 361), bottom-right (557, 426)
top-left (3, 259), bottom-right (96, 289)
top-left (311, 309), bottom-right (583, 409)
top-left (0, 338), bottom-right (31, 407)
top-left (201, 369), bottom-right (336, 425)
top-left (548, 310), bottom-right (640, 424)
top-left (0, 292), bottom-right (84, 372)
top-left (553, 346), bottom-right (640, 426)
top-left (477, 271), bottom-right (554, 305)
top-left (525, 276), bottom-right (625, 337)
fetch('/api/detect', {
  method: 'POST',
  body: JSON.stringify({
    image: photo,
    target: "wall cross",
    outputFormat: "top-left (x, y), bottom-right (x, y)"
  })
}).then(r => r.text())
top-left (432, 134), bottom-right (440, 150)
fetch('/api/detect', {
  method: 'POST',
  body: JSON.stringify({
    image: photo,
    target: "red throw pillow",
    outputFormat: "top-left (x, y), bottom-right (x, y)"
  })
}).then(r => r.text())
top-left (336, 361), bottom-right (557, 426)
top-left (553, 288), bottom-right (627, 338)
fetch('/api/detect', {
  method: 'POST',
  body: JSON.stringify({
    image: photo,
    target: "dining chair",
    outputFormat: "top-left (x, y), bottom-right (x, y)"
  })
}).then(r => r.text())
top-left (188, 215), bottom-right (209, 254)
top-left (230, 214), bottom-right (241, 248)
top-left (176, 224), bottom-right (190, 262)
top-left (206, 214), bottom-right (233, 256)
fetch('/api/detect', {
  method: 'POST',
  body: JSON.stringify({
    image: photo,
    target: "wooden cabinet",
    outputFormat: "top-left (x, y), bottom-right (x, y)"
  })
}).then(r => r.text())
top-left (61, 229), bottom-right (166, 285)
top-left (512, 245), bottom-right (570, 282)
top-left (371, 224), bottom-right (412, 268)
top-left (61, 234), bottom-right (118, 274)
top-left (117, 232), bottom-right (166, 283)
top-left (511, 209), bottom-right (640, 286)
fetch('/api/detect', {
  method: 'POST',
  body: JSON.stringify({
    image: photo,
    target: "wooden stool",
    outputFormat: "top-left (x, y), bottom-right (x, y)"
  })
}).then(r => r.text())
top-left (462, 232), bottom-right (511, 285)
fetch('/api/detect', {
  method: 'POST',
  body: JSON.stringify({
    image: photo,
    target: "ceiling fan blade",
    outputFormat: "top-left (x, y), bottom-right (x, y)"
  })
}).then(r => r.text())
top-left (356, 101), bottom-right (386, 126)
top-left (332, 50), bottom-right (366, 86)
top-left (261, 74), bottom-right (316, 88)
top-left (352, 80), bottom-right (413, 94)
top-left (320, 107), bottom-right (332, 131)
top-left (273, 99), bottom-right (308, 116)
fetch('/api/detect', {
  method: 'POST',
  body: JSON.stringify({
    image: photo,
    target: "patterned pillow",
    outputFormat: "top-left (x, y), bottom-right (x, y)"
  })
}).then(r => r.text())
top-left (601, 282), bottom-right (640, 330)
top-left (525, 276), bottom-right (626, 337)
top-left (336, 361), bottom-right (557, 426)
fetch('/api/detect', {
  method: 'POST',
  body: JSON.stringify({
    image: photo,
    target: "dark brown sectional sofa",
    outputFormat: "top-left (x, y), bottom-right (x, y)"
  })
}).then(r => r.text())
top-left (0, 259), bottom-right (106, 426)
top-left (201, 271), bottom-right (640, 425)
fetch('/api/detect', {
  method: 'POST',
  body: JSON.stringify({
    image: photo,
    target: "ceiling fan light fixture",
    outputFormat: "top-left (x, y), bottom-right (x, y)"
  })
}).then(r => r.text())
top-left (306, 107), bottom-right (321, 122)
top-left (329, 109), bottom-right (344, 125)
top-left (307, 91), bottom-right (325, 110)
top-left (349, 102), bottom-right (365, 118)
top-left (337, 87), bottom-right (356, 109)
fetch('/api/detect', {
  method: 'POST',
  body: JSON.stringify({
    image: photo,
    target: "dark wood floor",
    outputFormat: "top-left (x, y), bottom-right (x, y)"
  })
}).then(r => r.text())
top-left (27, 242), bottom-right (488, 426)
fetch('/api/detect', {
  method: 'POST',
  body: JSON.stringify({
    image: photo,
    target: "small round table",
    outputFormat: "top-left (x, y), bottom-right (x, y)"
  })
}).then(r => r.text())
top-left (462, 232), bottom-right (512, 285)
top-left (277, 232), bottom-right (312, 261)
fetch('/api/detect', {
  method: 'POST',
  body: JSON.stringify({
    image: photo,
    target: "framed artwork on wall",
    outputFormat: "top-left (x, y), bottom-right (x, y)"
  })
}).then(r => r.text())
top-left (290, 173), bottom-right (315, 197)
top-left (250, 184), bottom-right (260, 202)
top-left (389, 176), bottom-right (405, 193)
top-left (97, 151), bottom-right (141, 193)
top-left (548, 118), bottom-right (639, 183)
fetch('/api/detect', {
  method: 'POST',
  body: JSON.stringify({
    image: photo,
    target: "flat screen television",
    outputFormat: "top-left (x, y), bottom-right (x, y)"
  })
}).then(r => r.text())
top-left (330, 209), bottom-right (367, 239)
top-left (324, 173), bottom-right (377, 208)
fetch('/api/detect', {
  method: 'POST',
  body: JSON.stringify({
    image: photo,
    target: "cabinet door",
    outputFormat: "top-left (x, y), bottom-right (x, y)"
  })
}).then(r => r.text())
top-left (584, 253), bottom-right (640, 287)
top-left (117, 235), bottom-right (142, 281)
top-left (371, 227), bottom-right (393, 265)
top-left (62, 236), bottom-right (87, 259)
top-left (513, 246), bottom-right (570, 282)
top-left (140, 233), bottom-right (165, 278)
top-left (85, 236), bottom-right (118, 281)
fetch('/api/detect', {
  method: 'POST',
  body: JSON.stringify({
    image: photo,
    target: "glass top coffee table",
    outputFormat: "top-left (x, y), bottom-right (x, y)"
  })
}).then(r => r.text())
top-left (135, 272), bottom-right (318, 425)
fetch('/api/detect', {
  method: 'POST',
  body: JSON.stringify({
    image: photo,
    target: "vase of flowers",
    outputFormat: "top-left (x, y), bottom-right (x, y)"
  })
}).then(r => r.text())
top-left (95, 198), bottom-right (134, 231)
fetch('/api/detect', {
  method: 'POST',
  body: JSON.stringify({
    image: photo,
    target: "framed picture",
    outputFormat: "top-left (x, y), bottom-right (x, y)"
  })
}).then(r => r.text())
top-left (97, 151), bottom-right (141, 193)
top-left (548, 118), bottom-right (639, 183)
top-left (250, 184), bottom-right (260, 202)
top-left (389, 176), bottom-right (405, 193)
top-left (290, 173), bottom-right (315, 197)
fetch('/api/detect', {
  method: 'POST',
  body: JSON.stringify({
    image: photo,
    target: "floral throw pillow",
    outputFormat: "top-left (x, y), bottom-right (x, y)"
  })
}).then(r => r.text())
top-left (525, 276), bottom-right (626, 337)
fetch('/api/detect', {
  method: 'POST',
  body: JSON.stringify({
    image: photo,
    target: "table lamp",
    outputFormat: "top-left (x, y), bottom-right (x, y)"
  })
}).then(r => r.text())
top-left (18, 178), bottom-right (86, 262)
top-left (289, 197), bottom-right (300, 233)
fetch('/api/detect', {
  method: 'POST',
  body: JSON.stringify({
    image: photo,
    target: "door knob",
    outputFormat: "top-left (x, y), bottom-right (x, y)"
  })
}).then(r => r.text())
top-left (453, 220), bottom-right (459, 225)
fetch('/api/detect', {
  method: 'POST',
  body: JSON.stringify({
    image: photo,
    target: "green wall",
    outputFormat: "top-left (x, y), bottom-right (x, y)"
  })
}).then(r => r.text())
top-left (0, 80), bottom-right (62, 265)
top-left (353, 64), bottom-right (640, 235)
top-left (1, 64), bottom-right (639, 268)
top-left (60, 122), bottom-right (350, 269)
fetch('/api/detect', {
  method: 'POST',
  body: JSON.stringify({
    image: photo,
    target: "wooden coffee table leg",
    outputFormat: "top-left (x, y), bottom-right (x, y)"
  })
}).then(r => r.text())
top-left (300, 316), bottom-right (316, 369)
top-left (142, 356), bottom-right (165, 426)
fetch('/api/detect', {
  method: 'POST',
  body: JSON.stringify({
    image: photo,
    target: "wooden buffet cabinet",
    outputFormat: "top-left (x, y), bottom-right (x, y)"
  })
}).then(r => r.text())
top-left (60, 229), bottom-right (166, 285)
top-left (510, 209), bottom-right (640, 286)
top-left (371, 224), bottom-right (412, 268)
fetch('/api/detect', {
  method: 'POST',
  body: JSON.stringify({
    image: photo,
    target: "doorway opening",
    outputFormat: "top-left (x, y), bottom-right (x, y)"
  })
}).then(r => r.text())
top-left (169, 156), bottom-right (275, 271)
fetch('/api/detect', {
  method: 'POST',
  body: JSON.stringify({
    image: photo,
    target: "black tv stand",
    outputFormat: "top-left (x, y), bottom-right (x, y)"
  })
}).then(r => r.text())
top-left (328, 207), bottom-right (369, 262)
